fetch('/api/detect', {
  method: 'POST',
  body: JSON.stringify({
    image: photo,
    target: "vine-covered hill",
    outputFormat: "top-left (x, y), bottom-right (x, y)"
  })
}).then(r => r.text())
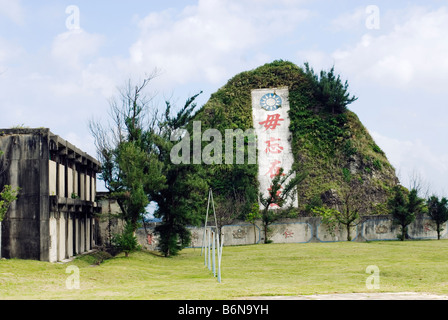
top-left (193, 60), bottom-right (399, 215)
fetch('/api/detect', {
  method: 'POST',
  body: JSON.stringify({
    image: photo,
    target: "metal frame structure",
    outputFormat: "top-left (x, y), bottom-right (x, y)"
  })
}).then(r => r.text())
top-left (201, 189), bottom-right (223, 283)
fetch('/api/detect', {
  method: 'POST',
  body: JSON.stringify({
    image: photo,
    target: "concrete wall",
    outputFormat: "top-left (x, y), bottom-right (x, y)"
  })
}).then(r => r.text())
top-left (73, 170), bottom-right (79, 199)
top-left (49, 215), bottom-right (57, 262)
top-left (58, 163), bottom-right (65, 197)
top-left (67, 167), bottom-right (74, 197)
top-left (0, 129), bottom-right (50, 260)
top-left (90, 176), bottom-right (95, 203)
top-left (47, 211), bottom-right (95, 262)
top-left (86, 175), bottom-right (91, 202)
top-left (67, 214), bottom-right (73, 257)
top-left (58, 212), bottom-right (66, 260)
top-left (129, 215), bottom-right (448, 251)
top-left (0, 128), bottom-right (101, 262)
top-left (97, 197), bottom-right (125, 247)
top-left (49, 160), bottom-right (57, 196)
top-left (96, 197), bottom-right (448, 252)
top-left (80, 173), bottom-right (85, 201)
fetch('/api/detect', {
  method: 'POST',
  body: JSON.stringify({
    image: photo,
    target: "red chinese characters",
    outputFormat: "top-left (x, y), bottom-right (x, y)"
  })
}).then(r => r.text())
top-left (264, 137), bottom-right (284, 154)
top-left (259, 114), bottom-right (284, 131)
top-left (265, 160), bottom-right (285, 179)
top-left (253, 88), bottom-right (296, 210)
top-left (261, 114), bottom-right (286, 208)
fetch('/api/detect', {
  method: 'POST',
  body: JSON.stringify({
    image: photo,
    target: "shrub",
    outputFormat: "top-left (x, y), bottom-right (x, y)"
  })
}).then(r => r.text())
top-left (78, 250), bottom-right (113, 265)
top-left (373, 159), bottom-right (382, 170)
top-left (0, 185), bottom-right (20, 222)
top-left (342, 168), bottom-right (352, 182)
top-left (371, 143), bottom-right (383, 154)
top-left (111, 223), bottom-right (141, 257)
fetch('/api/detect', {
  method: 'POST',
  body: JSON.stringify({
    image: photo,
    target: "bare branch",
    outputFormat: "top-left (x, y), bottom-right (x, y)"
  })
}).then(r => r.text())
top-left (408, 169), bottom-right (430, 199)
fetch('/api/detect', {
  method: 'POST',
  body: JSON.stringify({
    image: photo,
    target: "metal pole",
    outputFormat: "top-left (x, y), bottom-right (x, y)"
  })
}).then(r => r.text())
top-left (210, 189), bottom-right (218, 231)
top-left (216, 232), bottom-right (222, 283)
top-left (212, 230), bottom-right (216, 277)
top-left (201, 189), bottom-right (224, 283)
top-left (201, 189), bottom-right (211, 256)
top-left (204, 228), bottom-right (208, 266)
top-left (207, 228), bottom-right (211, 271)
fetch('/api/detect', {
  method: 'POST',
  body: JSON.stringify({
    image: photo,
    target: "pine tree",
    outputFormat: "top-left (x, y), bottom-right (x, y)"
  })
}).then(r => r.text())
top-left (90, 76), bottom-right (206, 257)
top-left (388, 186), bottom-right (425, 241)
top-left (427, 196), bottom-right (448, 240)
top-left (90, 76), bottom-right (166, 233)
top-left (259, 168), bottom-right (307, 243)
top-left (150, 94), bottom-right (208, 257)
top-left (303, 62), bottom-right (358, 114)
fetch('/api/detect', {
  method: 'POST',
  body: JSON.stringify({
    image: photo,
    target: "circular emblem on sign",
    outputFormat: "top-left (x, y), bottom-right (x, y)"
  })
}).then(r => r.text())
top-left (260, 93), bottom-right (282, 111)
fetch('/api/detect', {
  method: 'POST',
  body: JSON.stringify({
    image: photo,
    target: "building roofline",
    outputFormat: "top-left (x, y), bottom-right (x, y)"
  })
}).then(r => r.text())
top-left (0, 128), bottom-right (101, 169)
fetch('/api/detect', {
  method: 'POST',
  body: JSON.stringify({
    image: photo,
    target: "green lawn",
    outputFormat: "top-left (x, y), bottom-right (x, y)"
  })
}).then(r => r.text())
top-left (1, 240), bottom-right (448, 300)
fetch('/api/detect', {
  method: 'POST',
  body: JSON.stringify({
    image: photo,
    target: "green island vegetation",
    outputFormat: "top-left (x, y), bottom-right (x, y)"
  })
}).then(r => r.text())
top-left (193, 60), bottom-right (399, 232)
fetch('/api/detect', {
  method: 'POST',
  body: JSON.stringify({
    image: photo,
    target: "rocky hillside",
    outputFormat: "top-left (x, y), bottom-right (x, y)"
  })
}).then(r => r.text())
top-left (193, 60), bottom-right (399, 215)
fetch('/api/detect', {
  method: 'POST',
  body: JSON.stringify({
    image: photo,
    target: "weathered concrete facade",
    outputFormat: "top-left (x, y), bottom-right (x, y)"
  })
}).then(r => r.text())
top-left (96, 196), bottom-right (447, 251)
top-left (0, 128), bottom-right (101, 262)
top-left (186, 215), bottom-right (448, 247)
top-left (96, 192), bottom-right (125, 247)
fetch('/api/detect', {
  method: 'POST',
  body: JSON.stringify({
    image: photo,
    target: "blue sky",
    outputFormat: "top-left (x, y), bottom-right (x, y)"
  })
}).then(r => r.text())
top-left (0, 0), bottom-right (447, 196)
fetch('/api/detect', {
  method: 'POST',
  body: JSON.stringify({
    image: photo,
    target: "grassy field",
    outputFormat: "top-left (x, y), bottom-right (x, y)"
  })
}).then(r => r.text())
top-left (1, 240), bottom-right (448, 300)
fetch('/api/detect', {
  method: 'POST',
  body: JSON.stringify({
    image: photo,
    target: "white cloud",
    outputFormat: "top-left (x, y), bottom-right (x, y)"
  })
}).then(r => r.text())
top-left (51, 29), bottom-right (105, 69)
top-left (372, 131), bottom-right (448, 194)
top-left (331, 6), bottom-right (366, 31)
top-left (64, 131), bottom-right (97, 158)
top-left (0, 26), bottom-right (113, 147)
top-left (0, 0), bottom-right (25, 25)
top-left (0, 37), bottom-right (24, 71)
top-left (128, 0), bottom-right (311, 85)
top-left (331, 6), bottom-right (448, 92)
top-left (296, 49), bottom-right (336, 72)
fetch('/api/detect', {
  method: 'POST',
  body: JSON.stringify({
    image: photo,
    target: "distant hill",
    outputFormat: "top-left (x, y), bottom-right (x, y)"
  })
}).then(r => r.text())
top-left (193, 60), bottom-right (399, 216)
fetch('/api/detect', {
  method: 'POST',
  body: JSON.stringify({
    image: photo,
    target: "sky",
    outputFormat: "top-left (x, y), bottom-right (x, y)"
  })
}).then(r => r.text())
top-left (0, 0), bottom-right (447, 197)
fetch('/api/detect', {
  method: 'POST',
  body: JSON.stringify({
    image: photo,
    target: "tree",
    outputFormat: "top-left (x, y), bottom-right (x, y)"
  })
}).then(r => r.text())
top-left (303, 62), bottom-right (358, 114)
top-left (388, 186), bottom-right (425, 241)
top-left (427, 195), bottom-right (448, 240)
top-left (111, 222), bottom-right (141, 257)
top-left (388, 186), bottom-right (409, 241)
top-left (0, 185), bottom-right (20, 223)
top-left (0, 185), bottom-right (20, 258)
top-left (312, 179), bottom-right (366, 241)
top-left (311, 206), bottom-right (339, 238)
top-left (408, 170), bottom-right (430, 200)
top-left (90, 75), bottom-right (207, 257)
top-left (213, 191), bottom-right (245, 238)
top-left (150, 95), bottom-right (208, 257)
top-left (0, 150), bottom-right (21, 224)
top-left (259, 168), bottom-right (307, 243)
top-left (245, 202), bottom-right (261, 244)
top-left (90, 75), bottom-right (166, 233)
top-left (334, 179), bottom-right (367, 241)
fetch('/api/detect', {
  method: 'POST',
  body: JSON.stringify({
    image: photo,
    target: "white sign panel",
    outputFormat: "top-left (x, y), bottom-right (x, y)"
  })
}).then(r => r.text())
top-left (252, 87), bottom-right (298, 208)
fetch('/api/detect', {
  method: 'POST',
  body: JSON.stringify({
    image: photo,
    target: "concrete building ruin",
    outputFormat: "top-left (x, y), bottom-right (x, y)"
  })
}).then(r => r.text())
top-left (0, 128), bottom-right (101, 262)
